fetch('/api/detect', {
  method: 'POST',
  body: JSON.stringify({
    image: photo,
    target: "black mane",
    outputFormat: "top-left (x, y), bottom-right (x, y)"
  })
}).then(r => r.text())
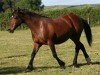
top-left (19, 9), bottom-right (48, 18)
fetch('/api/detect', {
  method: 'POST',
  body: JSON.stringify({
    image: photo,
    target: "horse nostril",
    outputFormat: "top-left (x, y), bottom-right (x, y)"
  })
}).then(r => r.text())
top-left (7, 29), bottom-right (14, 33)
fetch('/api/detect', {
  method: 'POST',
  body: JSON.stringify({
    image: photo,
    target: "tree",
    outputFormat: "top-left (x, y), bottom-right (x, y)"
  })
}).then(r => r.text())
top-left (15, 0), bottom-right (44, 11)
top-left (2, 0), bottom-right (20, 11)
top-left (28, 0), bottom-right (44, 11)
top-left (2, 0), bottom-right (13, 11)
top-left (0, 1), bottom-right (4, 12)
top-left (5, 0), bottom-right (13, 11)
top-left (83, 5), bottom-right (93, 24)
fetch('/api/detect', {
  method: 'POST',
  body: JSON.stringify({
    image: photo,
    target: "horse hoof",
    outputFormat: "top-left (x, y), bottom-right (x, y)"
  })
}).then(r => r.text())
top-left (74, 65), bottom-right (79, 68)
top-left (87, 62), bottom-right (92, 65)
top-left (60, 65), bottom-right (66, 69)
top-left (86, 57), bottom-right (92, 65)
top-left (25, 66), bottom-right (34, 72)
top-left (25, 69), bottom-right (33, 72)
top-left (72, 63), bottom-right (79, 68)
top-left (60, 61), bottom-right (66, 69)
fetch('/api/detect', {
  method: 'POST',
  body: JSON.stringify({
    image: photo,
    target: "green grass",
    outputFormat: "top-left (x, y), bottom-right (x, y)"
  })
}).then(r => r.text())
top-left (0, 27), bottom-right (100, 75)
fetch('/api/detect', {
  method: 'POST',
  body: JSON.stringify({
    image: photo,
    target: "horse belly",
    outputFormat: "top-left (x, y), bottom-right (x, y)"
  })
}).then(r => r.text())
top-left (53, 32), bottom-right (71, 44)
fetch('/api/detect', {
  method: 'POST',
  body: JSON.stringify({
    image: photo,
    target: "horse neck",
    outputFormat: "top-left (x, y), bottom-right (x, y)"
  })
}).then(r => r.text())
top-left (23, 15), bottom-right (41, 33)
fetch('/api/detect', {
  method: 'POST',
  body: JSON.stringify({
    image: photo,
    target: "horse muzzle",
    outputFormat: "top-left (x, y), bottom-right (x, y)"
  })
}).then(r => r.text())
top-left (7, 29), bottom-right (14, 33)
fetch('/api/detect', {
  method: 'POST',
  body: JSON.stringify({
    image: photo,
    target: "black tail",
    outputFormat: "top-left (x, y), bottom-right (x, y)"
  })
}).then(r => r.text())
top-left (82, 19), bottom-right (92, 46)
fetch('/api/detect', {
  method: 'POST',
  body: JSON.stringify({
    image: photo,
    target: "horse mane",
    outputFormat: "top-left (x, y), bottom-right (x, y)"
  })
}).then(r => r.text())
top-left (19, 9), bottom-right (48, 18)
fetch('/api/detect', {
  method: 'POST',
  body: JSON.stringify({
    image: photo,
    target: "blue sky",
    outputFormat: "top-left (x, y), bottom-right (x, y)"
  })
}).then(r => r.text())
top-left (42, 0), bottom-right (100, 6)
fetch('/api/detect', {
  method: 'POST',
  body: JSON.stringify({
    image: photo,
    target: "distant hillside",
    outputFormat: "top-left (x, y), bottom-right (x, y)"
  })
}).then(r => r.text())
top-left (44, 4), bottom-right (100, 10)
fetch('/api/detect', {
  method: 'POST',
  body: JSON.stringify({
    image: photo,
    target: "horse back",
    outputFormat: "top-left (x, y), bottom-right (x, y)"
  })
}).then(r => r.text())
top-left (52, 15), bottom-right (73, 37)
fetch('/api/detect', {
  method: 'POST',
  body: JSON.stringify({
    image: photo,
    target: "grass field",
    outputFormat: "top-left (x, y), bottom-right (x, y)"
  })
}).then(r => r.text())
top-left (0, 27), bottom-right (100, 75)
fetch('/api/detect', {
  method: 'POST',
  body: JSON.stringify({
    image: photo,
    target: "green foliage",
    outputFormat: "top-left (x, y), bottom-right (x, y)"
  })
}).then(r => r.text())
top-left (41, 7), bottom-right (100, 27)
top-left (15, 0), bottom-right (44, 11)
top-left (41, 8), bottom-right (70, 18)
top-left (15, 0), bottom-right (31, 9)
top-left (0, 9), bottom-right (11, 30)
top-left (28, 0), bottom-right (44, 11)
top-left (0, 1), bottom-right (4, 12)
top-left (2, 0), bottom-right (14, 10)
top-left (1, 0), bottom-right (44, 12)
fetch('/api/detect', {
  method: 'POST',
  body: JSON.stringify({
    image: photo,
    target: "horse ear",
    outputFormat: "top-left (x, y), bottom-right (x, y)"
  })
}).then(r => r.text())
top-left (17, 7), bottom-right (21, 12)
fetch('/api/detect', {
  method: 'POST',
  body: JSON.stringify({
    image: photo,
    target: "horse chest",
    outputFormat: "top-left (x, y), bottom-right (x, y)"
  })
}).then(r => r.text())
top-left (32, 29), bottom-right (47, 44)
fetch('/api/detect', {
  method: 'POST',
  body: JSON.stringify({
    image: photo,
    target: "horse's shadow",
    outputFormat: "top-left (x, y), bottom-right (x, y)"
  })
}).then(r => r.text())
top-left (0, 61), bottom-right (100, 74)
top-left (0, 67), bottom-right (25, 74)
top-left (0, 66), bottom-right (60, 74)
top-left (68, 61), bottom-right (100, 67)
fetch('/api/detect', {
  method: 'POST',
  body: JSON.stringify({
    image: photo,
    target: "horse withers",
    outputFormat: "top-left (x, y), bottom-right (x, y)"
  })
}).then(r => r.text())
top-left (8, 8), bottom-right (92, 72)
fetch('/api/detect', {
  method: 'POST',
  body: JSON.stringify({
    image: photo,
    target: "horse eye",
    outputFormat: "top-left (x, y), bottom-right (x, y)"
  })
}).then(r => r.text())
top-left (12, 15), bottom-right (13, 18)
top-left (12, 15), bottom-right (18, 19)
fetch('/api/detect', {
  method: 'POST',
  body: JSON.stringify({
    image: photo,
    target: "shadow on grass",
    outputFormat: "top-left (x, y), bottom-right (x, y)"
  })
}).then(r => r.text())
top-left (34, 66), bottom-right (60, 70)
top-left (33, 66), bottom-right (64, 72)
top-left (0, 54), bottom-right (28, 60)
top-left (0, 66), bottom-right (61, 74)
top-left (0, 67), bottom-right (25, 74)
top-left (68, 61), bottom-right (100, 67)
top-left (0, 61), bottom-right (99, 74)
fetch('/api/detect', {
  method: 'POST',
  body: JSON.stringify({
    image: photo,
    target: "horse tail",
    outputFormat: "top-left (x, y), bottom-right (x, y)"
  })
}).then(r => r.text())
top-left (82, 18), bottom-right (92, 46)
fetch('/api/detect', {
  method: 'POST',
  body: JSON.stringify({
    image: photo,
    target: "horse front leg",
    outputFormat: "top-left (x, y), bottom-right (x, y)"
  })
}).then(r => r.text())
top-left (48, 40), bottom-right (65, 69)
top-left (26, 43), bottom-right (42, 72)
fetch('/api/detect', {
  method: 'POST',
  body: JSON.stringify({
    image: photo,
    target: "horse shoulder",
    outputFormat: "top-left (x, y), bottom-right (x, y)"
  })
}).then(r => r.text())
top-left (32, 20), bottom-right (52, 44)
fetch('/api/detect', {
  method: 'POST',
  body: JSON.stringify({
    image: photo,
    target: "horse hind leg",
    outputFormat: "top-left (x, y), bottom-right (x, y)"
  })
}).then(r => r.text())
top-left (78, 42), bottom-right (91, 65)
top-left (73, 43), bottom-right (80, 67)
top-left (71, 37), bottom-right (91, 67)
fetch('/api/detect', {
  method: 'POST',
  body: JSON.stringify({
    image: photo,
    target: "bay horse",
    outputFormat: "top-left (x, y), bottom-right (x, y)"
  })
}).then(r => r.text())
top-left (8, 8), bottom-right (92, 72)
